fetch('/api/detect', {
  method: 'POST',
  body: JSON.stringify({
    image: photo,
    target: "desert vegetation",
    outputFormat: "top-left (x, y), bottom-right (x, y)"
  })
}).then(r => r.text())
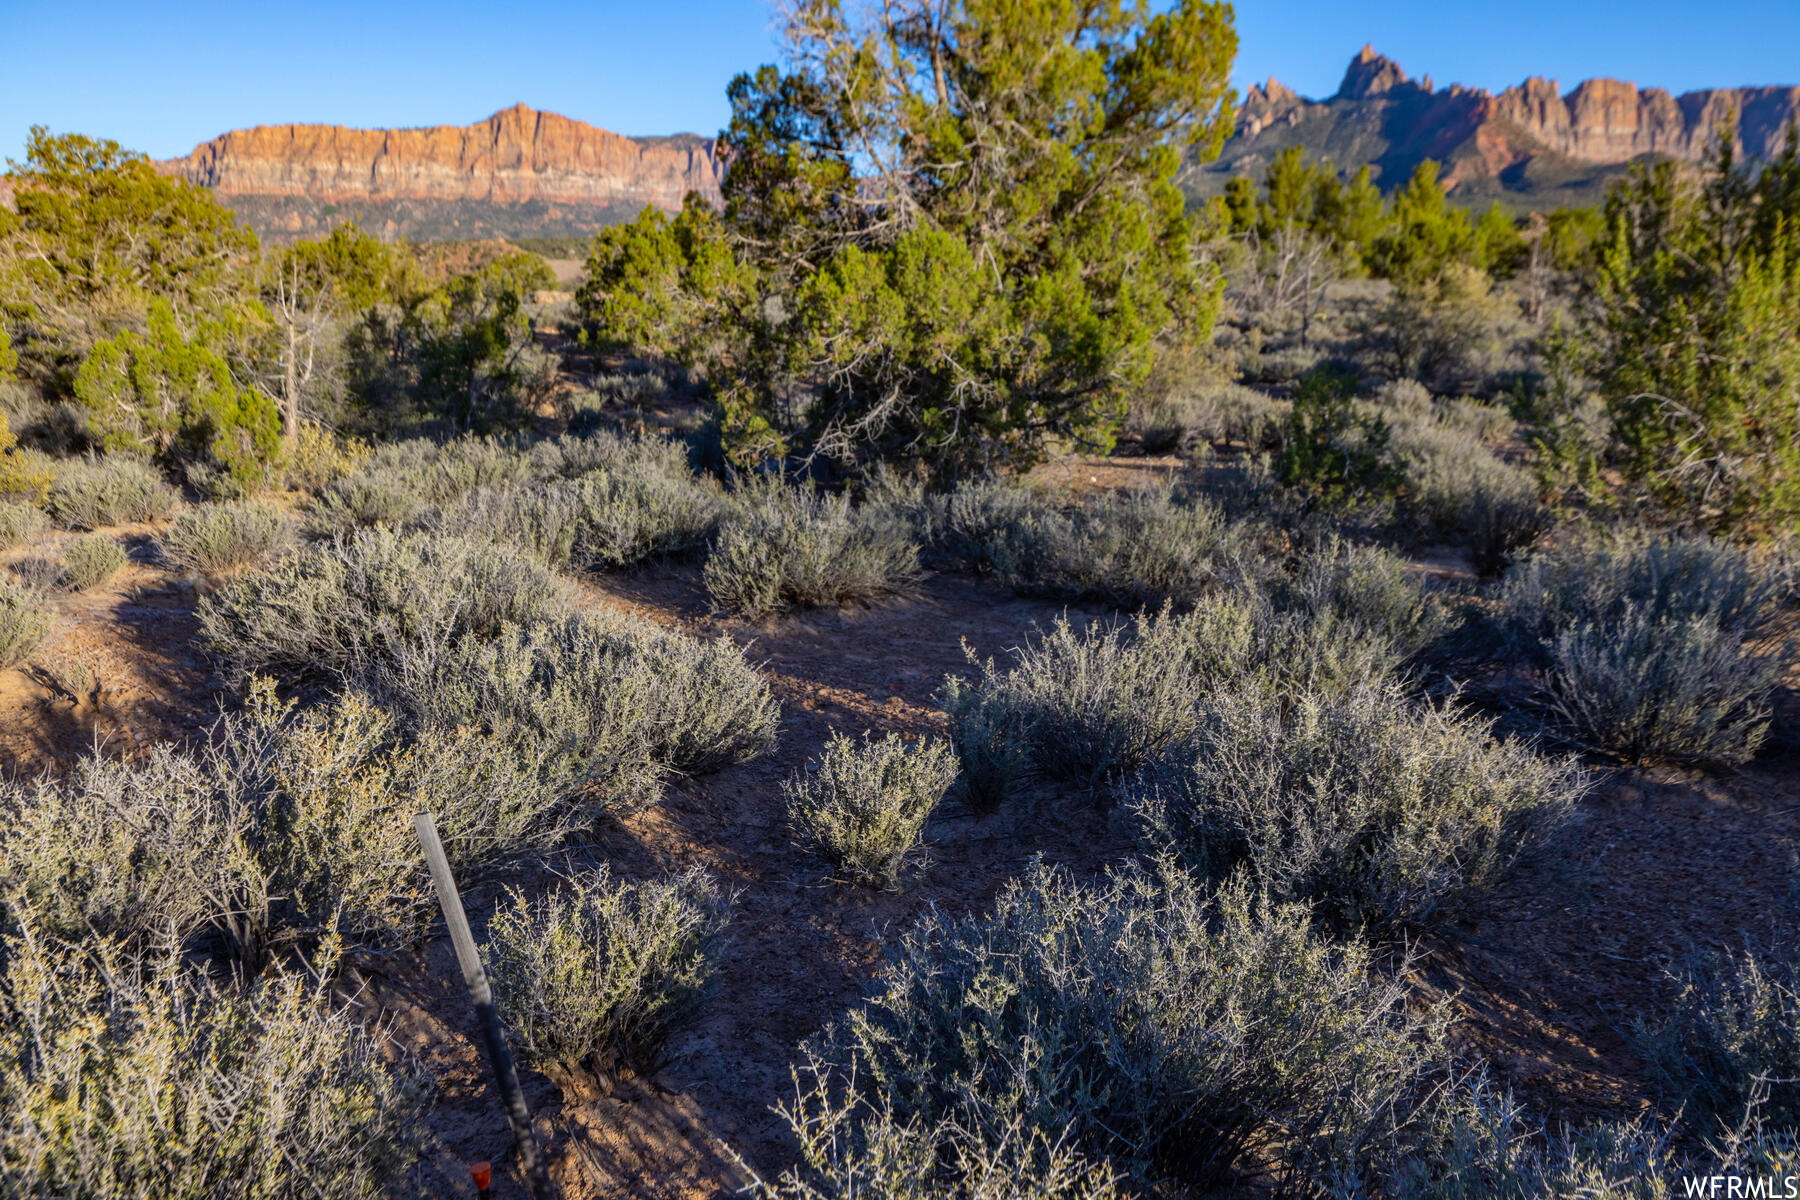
top-left (1, 2), bottom-right (1797, 1197)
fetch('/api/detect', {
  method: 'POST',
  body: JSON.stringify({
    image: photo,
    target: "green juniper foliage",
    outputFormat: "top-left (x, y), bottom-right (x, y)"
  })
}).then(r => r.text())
top-left (579, 0), bottom-right (1238, 476)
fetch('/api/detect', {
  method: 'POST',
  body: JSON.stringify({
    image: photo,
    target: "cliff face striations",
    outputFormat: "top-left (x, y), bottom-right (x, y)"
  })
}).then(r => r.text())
top-left (157, 104), bottom-right (724, 241)
top-left (1202, 47), bottom-right (1800, 209)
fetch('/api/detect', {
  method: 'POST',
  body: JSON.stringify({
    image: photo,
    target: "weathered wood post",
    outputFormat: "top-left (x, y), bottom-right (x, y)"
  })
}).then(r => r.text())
top-left (414, 812), bottom-right (555, 1200)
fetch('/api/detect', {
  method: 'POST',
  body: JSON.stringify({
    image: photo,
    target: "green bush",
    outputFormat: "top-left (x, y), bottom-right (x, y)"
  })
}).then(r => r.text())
top-left (0, 500), bottom-right (47, 549)
top-left (57, 532), bottom-right (126, 591)
top-left (46, 456), bottom-right (178, 530)
top-left (785, 731), bottom-right (957, 890)
top-left (0, 577), bottom-right (50, 669)
top-left (1635, 946), bottom-right (1800, 1131)
top-left (485, 865), bottom-right (731, 1086)
top-left (805, 864), bottom-right (1445, 1190)
top-left (0, 747), bottom-right (237, 947)
top-left (705, 481), bottom-right (921, 619)
top-left (1275, 367), bottom-right (1401, 510)
top-left (935, 477), bottom-right (1048, 571)
top-left (158, 499), bottom-right (293, 575)
top-left (755, 1082), bottom-right (1123, 1200)
top-left (0, 681), bottom-right (604, 963)
top-left (199, 528), bottom-right (574, 680)
top-left (306, 474), bottom-right (428, 534)
top-left (1388, 411), bottom-right (1550, 574)
top-left (952, 613), bottom-right (1207, 789)
top-left (1502, 535), bottom-right (1790, 763)
top-left (564, 465), bottom-right (721, 569)
top-left (1128, 682), bottom-right (1584, 933)
top-left (940, 678), bottom-right (1028, 812)
top-left (986, 483), bottom-right (1252, 609)
top-left (945, 569), bottom-right (1436, 799)
top-left (0, 925), bottom-right (426, 1197)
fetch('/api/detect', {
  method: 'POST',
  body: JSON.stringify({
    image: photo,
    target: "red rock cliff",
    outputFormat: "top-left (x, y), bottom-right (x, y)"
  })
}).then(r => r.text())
top-left (157, 103), bottom-right (722, 237)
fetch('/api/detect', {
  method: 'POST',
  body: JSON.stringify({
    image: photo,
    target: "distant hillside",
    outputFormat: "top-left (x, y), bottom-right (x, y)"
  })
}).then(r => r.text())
top-left (1189, 46), bottom-right (1800, 210)
top-left (156, 104), bottom-right (723, 242)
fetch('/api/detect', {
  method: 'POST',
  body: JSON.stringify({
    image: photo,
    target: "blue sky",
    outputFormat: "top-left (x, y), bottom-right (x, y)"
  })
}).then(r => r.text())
top-left (3, 0), bottom-right (1796, 164)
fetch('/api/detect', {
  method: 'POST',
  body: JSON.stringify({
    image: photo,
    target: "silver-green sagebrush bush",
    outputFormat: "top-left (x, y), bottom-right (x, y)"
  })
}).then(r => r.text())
top-left (1127, 682), bottom-right (1585, 933)
top-left (1634, 945), bottom-right (1800, 1132)
top-left (750, 1083), bottom-right (1124, 1200)
top-left (1388, 410), bottom-right (1550, 574)
top-left (705, 481), bottom-right (921, 619)
top-left (485, 865), bottom-right (731, 1086)
top-left (803, 864), bottom-right (1446, 1191)
top-left (45, 456), bottom-right (177, 530)
top-left (985, 482), bottom-right (1254, 609)
top-left (158, 499), bottom-right (292, 574)
top-left (0, 924), bottom-right (427, 1198)
top-left (941, 563), bottom-right (1435, 796)
top-left (0, 576), bottom-right (50, 669)
top-left (0, 500), bottom-right (48, 548)
top-left (370, 607), bottom-right (776, 806)
top-left (199, 528), bottom-right (575, 679)
top-left (785, 731), bottom-right (957, 890)
top-left (0, 681), bottom-right (604, 964)
top-left (1503, 535), bottom-right (1791, 763)
top-left (57, 532), bottom-right (126, 591)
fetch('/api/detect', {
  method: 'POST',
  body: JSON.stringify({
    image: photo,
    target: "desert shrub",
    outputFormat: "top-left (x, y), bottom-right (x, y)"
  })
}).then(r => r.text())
top-left (705, 481), bottom-right (921, 619)
top-left (1438, 396), bottom-right (1514, 444)
top-left (199, 528), bottom-right (574, 679)
top-left (0, 748), bottom-right (238, 947)
top-left (0, 925), bottom-right (426, 1197)
top-left (0, 412), bottom-right (54, 504)
top-left (420, 435), bottom-right (537, 502)
top-left (1635, 946), bottom-right (1800, 1131)
top-left (940, 677), bottom-right (1028, 812)
top-left (1275, 367), bottom-right (1402, 510)
top-left (486, 865), bottom-right (731, 1086)
top-left (987, 483), bottom-right (1252, 609)
top-left (617, 616), bottom-right (780, 773)
top-left (429, 482), bottom-right (584, 568)
top-left (1362, 1080), bottom-right (1686, 1200)
top-left (935, 478), bottom-right (1049, 571)
top-left (785, 731), bottom-right (957, 890)
top-left (1388, 409), bottom-right (1549, 574)
top-left (0, 500), bottom-right (48, 549)
top-left (806, 864), bottom-right (1446, 1190)
top-left (281, 422), bottom-right (370, 493)
top-left (565, 465), bottom-right (721, 568)
top-left (1, 680), bottom-right (606, 962)
top-left (1128, 682), bottom-right (1584, 933)
top-left (953, 613), bottom-right (1207, 789)
top-left (158, 499), bottom-right (293, 574)
top-left (755, 1083), bottom-right (1124, 1200)
top-left (1502, 535), bottom-right (1790, 762)
top-left (528, 428), bottom-right (693, 482)
top-left (307, 473), bottom-right (429, 534)
top-left (45, 456), bottom-right (178, 529)
top-left (0, 577), bottom-right (50, 670)
top-left (374, 607), bottom-right (775, 790)
top-left (1277, 536), bottom-right (1444, 665)
top-left (57, 532), bottom-right (126, 591)
top-left (1126, 348), bottom-right (1229, 452)
top-left (370, 616), bottom-right (665, 818)
top-left (1212, 382), bottom-right (1291, 450)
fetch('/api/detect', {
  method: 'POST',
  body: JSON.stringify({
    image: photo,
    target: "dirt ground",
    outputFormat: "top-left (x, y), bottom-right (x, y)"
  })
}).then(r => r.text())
top-left (2, 514), bottom-right (1796, 1198)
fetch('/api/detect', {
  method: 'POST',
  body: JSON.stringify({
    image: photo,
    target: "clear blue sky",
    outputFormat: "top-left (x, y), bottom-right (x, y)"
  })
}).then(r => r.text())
top-left (3, 0), bottom-right (1796, 165)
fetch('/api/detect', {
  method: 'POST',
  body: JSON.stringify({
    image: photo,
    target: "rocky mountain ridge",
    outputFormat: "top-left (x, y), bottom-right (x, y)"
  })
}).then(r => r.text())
top-left (155, 103), bottom-right (723, 241)
top-left (1205, 45), bottom-right (1799, 208)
